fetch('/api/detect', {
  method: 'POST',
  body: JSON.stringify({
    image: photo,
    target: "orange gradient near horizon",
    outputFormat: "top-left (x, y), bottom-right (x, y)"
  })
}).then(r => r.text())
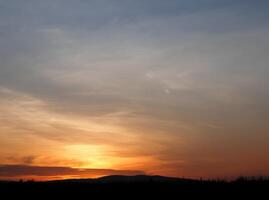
top-left (1, 87), bottom-right (269, 181)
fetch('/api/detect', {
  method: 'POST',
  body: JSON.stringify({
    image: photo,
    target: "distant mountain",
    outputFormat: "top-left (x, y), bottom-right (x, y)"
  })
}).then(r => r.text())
top-left (96, 175), bottom-right (194, 183)
top-left (47, 175), bottom-right (196, 184)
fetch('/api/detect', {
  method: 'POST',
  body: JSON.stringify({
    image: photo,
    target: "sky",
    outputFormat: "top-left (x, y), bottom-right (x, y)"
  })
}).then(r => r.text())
top-left (0, 0), bottom-right (269, 180)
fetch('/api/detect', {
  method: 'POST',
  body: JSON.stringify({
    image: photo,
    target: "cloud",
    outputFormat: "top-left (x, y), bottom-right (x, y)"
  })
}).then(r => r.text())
top-left (0, 165), bottom-right (145, 179)
top-left (21, 156), bottom-right (36, 165)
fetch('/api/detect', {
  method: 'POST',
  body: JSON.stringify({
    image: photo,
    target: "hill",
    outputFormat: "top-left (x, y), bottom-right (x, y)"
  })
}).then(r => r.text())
top-left (0, 175), bottom-right (268, 198)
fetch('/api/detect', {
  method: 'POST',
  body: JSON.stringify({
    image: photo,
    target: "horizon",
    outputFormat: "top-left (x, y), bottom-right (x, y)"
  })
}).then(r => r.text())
top-left (1, 0), bottom-right (269, 181)
top-left (1, 165), bottom-right (267, 182)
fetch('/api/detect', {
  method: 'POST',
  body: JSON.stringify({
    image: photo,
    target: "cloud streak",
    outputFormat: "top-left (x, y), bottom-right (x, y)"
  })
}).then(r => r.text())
top-left (0, 165), bottom-right (145, 180)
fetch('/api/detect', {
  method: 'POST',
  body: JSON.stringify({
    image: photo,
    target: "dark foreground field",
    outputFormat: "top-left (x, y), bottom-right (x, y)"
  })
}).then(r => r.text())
top-left (1, 175), bottom-right (269, 198)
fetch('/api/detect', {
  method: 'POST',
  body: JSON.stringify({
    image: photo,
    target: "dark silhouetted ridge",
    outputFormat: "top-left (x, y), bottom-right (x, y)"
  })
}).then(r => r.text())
top-left (0, 175), bottom-right (268, 199)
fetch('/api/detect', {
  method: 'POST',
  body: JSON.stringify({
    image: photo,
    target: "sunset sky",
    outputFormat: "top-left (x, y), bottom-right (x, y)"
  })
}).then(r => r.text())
top-left (0, 0), bottom-right (269, 180)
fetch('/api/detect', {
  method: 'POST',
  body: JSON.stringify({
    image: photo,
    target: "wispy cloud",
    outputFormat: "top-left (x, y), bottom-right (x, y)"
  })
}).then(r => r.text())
top-left (0, 165), bottom-right (145, 180)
